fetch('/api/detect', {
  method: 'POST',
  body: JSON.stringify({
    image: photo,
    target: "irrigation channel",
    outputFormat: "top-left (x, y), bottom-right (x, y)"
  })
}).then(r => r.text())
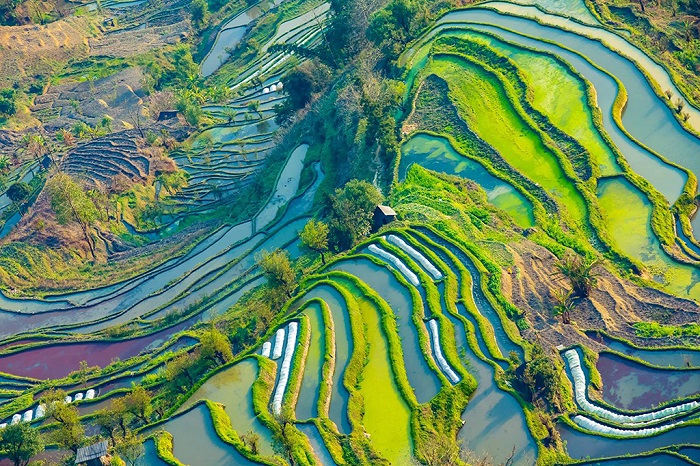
top-left (2, 0), bottom-right (700, 463)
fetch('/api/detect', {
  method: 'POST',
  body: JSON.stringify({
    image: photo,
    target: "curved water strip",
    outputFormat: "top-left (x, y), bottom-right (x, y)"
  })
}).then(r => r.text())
top-left (329, 257), bottom-right (442, 403)
top-left (507, 0), bottom-right (600, 24)
top-left (296, 422), bottom-right (337, 465)
top-left (596, 177), bottom-right (700, 302)
top-left (402, 229), bottom-right (536, 463)
top-left (413, 226), bottom-right (524, 360)
top-left (563, 348), bottom-right (700, 427)
top-left (200, 0), bottom-right (287, 77)
top-left (597, 349), bottom-right (700, 411)
top-left (161, 403), bottom-right (259, 466)
top-left (586, 331), bottom-right (700, 369)
top-left (433, 9), bottom-right (700, 192)
top-left (399, 134), bottom-right (535, 228)
top-left (176, 358), bottom-right (277, 456)
top-left (0, 147), bottom-right (319, 338)
top-left (482, 2), bottom-right (700, 132)
top-left (559, 419), bottom-right (700, 460)
top-left (293, 285), bottom-right (352, 434)
top-left (295, 302), bottom-right (326, 420)
top-left (408, 18), bottom-right (689, 204)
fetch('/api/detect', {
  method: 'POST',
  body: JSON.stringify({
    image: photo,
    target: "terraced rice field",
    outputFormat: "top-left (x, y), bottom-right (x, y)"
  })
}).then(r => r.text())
top-left (3, 0), bottom-right (700, 463)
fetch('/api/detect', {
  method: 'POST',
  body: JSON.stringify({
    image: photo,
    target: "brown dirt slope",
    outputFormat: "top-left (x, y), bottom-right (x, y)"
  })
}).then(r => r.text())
top-left (0, 15), bottom-right (101, 87)
top-left (503, 240), bottom-right (700, 350)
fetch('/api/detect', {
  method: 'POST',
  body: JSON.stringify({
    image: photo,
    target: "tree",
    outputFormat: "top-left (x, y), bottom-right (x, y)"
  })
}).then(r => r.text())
top-left (551, 288), bottom-right (575, 324)
top-left (279, 61), bottom-right (331, 113)
top-left (72, 121), bottom-right (90, 139)
top-left (176, 96), bottom-right (203, 127)
top-left (94, 406), bottom-right (125, 444)
top-left (19, 134), bottom-right (46, 166)
top-left (0, 423), bottom-right (44, 466)
top-left (521, 344), bottom-right (561, 410)
top-left (300, 219), bottom-right (329, 264)
top-left (552, 253), bottom-right (599, 298)
top-left (199, 326), bottom-right (233, 365)
top-left (71, 360), bottom-right (98, 387)
top-left (115, 432), bottom-right (144, 466)
top-left (247, 100), bottom-right (261, 119)
top-left (240, 431), bottom-right (260, 455)
top-left (127, 104), bottom-right (146, 138)
top-left (165, 354), bottom-right (196, 392)
top-left (56, 128), bottom-right (76, 147)
top-left (123, 385), bottom-right (153, 425)
top-left (367, 0), bottom-right (427, 58)
top-left (155, 170), bottom-right (188, 201)
top-left (42, 389), bottom-right (85, 453)
top-left (46, 173), bottom-right (100, 259)
top-left (0, 88), bottom-right (17, 117)
top-left (191, 0), bottom-right (209, 28)
top-left (0, 155), bottom-right (9, 172)
top-left (329, 179), bottom-right (383, 250)
top-left (257, 249), bottom-right (296, 298)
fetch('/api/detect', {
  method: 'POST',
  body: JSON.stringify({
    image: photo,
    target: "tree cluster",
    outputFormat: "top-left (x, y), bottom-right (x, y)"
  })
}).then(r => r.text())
top-left (328, 179), bottom-right (383, 250)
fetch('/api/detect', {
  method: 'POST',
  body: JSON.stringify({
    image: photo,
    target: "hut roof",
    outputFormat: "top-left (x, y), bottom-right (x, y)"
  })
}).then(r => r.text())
top-left (376, 205), bottom-right (396, 216)
top-left (75, 440), bottom-right (108, 464)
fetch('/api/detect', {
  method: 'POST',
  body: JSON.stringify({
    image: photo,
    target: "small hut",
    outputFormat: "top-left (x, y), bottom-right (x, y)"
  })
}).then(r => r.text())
top-left (372, 205), bottom-right (397, 232)
top-left (75, 440), bottom-right (110, 466)
top-left (157, 110), bottom-right (179, 121)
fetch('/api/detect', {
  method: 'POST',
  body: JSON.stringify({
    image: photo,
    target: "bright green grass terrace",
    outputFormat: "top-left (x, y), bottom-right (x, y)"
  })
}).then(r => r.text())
top-left (453, 29), bottom-right (621, 177)
top-left (426, 54), bottom-right (589, 230)
top-left (330, 277), bottom-right (414, 465)
top-left (597, 176), bottom-right (700, 301)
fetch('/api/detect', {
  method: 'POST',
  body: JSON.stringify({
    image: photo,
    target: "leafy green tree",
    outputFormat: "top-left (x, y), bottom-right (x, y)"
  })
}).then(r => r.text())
top-left (278, 61), bottom-right (331, 117)
top-left (553, 253), bottom-right (599, 298)
top-left (155, 170), bottom-right (189, 201)
top-left (247, 100), bottom-right (261, 119)
top-left (367, 0), bottom-right (427, 58)
top-left (0, 155), bottom-right (9, 172)
top-left (522, 344), bottom-right (561, 410)
top-left (176, 96), bottom-right (203, 127)
top-left (0, 88), bottom-right (16, 116)
top-left (70, 359), bottom-right (99, 387)
top-left (329, 179), bottom-right (383, 250)
top-left (115, 432), bottom-right (145, 466)
top-left (124, 385), bottom-right (153, 425)
top-left (0, 422), bottom-right (44, 466)
top-left (94, 406), bottom-right (124, 444)
top-left (200, 326), bottom-right (233, 365)
top-left (42, 389), bottom-right (85, 453)
top-left (46, 173), bottom-right (100, 259)
top-left (72, 121), bottom-right (90, 139)
top-left (300, 219), bottom-right (329, 264)
top-left (257, 249), bottom-right (296, 298)
top-left (165, 354), bottom-right (196, 392)
top-left (191, 0), bottom-right (209, 28)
